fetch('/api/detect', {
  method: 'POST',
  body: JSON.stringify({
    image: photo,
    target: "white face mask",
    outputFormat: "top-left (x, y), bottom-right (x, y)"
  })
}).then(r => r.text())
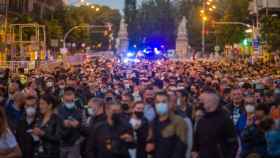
top-left (46, 82), bottom-right (54, 87)
top-left (245, 105), bottom-right (255, 113)
top-left (125, 84), bottom-right (130, 89)
top-left (25, 107), bottom-right (36, 116)
top-left (129, 118), bottom-right (142, 130)
top-left (59, 85), bottom-right (65, 89)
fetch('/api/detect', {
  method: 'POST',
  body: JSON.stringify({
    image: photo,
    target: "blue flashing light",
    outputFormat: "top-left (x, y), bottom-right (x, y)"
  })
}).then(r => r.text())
top-left (123, 58), bottom-right (129, 64)
top-left (143, 49), bottom-right (147, 53)
top-left (127, 52), bottom-right (134, 57)
top-left (135, 59), bottom-right (140, 63)
top-left (154, 48), bottom-right (160, 55)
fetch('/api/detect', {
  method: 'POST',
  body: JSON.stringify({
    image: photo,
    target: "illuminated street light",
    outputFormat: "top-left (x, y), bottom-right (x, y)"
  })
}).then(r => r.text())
top-left (91, 5), bottom-right (95, 9)
top-left (212, 5), bottom-right (216, 9)
top-left (96, 8), bottom-right (100, 12)
top-left (200, 10), bottom-right (205, 14)
top-left (203, 16), bottom-right (208, 21)
top-left (245, 28), bottom-right (253, 33)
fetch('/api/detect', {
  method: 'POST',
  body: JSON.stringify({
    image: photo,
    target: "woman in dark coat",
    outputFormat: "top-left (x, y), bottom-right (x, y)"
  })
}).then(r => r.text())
top-left (32, 94), bottom-right (60, 158)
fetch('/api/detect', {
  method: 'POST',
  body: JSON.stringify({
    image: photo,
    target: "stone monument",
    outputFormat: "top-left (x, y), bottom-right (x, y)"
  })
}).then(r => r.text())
top-left (176, 16), bottom-right (189, 59)
top-left (116, 18), bottom-right (129, 55)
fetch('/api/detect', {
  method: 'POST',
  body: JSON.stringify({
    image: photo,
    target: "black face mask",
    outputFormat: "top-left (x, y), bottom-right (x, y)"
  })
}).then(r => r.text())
top-left (121, 103), bottom-right (129, 111)
top-left (134, 111), bottom-right (144, 119)
top-left (112, 113), bottom-right (122, 124)
top-left (145, 98), bottom-right (154, 105)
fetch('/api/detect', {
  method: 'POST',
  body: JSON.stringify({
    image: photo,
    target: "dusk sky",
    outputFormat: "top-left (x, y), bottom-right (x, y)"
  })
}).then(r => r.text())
top-left (68, 0), bottom-right (126, 10)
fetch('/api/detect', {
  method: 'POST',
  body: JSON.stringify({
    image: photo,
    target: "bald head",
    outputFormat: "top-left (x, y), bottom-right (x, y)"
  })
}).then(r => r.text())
top-left (199, 91), bottom-right (220, 112)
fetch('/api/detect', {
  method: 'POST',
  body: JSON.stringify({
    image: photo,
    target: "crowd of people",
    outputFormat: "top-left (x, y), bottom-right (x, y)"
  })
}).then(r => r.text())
top-left (0, 57), bottom-right (279, 158)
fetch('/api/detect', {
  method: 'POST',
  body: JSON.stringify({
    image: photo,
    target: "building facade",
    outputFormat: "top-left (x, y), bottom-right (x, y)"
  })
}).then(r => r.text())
top-left (0, 0), bottom-right (64, 17)
top-left (249, 0), bottom-right (280, 15)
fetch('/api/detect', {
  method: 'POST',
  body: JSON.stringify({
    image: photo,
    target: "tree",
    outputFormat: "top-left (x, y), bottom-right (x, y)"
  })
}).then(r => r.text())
top-left (214, 0), bottom-right (249, 47)
top-left (261, 16), bottom-right (280, 52)
top-left (133, 0), bottom-right (177, 49)
top-left (51, 5), bottom-right (121, 50)
top-left (124, 0), bottom-right (137, 48)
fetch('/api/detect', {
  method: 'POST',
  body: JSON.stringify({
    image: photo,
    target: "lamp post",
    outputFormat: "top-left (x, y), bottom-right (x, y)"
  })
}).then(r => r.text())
top-left (4, 0), bottom-right (9, 44)
top-left (202, 0), bottom-right (206, 55)
top-left (63, 25), bottom-right (110, 49)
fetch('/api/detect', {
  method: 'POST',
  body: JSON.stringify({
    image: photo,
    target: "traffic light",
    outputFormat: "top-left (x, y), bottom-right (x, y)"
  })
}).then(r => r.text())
top-left (242, 38), bottom-right (252, 46)
top-left (242, 39), bottom-right (248, 46)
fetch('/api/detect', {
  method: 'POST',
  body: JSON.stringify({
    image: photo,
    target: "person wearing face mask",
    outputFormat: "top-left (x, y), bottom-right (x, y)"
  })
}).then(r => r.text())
top-left (81, 98), bottom-right (107, 157)
top-left (152, 92), bottom-right (188, 158)
top-left (57, 87), bottom-right (83, 158)
top-left (32, 94), bottom-right (60, 158)
top-left (45, 77), bottom-right (55, 93)
top-left (87, 98), bottom-right (107, 129)
top-left (54, 77), bottom-right (66, 98)
top-left (129, 101), bottom-right (152, 158)
top-left (121, 93), bottom-right (134, 119)
top-left (175, 90), bottom-right (193, 119)
top-left (86, 102), bottom-right (134, 158)
top-left (16, 95), bottom-right (38, 158)
top-left (241, 104), bottom-right (269, 158)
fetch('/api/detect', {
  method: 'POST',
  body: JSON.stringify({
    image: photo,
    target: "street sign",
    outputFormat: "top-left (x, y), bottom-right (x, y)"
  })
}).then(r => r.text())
top-left (253, 39), bottom-right (260, 53)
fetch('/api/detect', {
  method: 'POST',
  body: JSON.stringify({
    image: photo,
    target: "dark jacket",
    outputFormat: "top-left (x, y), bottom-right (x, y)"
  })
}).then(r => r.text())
top-left (193, 108), bottom-right (238, 158)
top-left (16, 116), bottom-right (37, 158)
top-left (34, 114), bottom-right (60, 158)
top-left (86, 118), bottom-right (134, 158)
top-left (153, 113), bottom-right (188, 158)
top-left (80, 113), bottom-right (107, 158)
top-left (241, 124), bottom-right (267, 158)
top-left (133, 117), bottom-right (150, 158)
top-left (5, 100), bottom-right (23, 133)
top-left (57, 104), bottom-right (83, 147)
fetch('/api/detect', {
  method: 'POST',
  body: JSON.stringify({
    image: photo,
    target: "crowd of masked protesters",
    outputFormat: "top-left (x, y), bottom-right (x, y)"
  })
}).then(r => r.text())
top-left (0, 57), bottom-right (279, 158)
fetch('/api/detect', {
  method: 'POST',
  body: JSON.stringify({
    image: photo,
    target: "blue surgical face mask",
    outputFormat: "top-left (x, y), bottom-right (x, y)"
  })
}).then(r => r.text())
top-left (155, 102), bottom-right (168, 115)
top-left (65, 102), bottom-right (75, 109)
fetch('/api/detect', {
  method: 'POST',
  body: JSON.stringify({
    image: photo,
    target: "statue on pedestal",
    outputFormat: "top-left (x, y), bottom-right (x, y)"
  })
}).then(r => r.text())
top-left (116, 18), bottom-right (129, 55)
top-left (176, 16), bottom-right (189, 59)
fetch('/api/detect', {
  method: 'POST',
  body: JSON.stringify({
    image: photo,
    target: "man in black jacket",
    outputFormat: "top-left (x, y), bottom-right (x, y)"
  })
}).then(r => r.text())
top-left (192, 90), bottom-right (238, 158)
top-left (86, 102), bottom-right (134, 158)
top-left (57, 87), bottom-right (83, 158)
